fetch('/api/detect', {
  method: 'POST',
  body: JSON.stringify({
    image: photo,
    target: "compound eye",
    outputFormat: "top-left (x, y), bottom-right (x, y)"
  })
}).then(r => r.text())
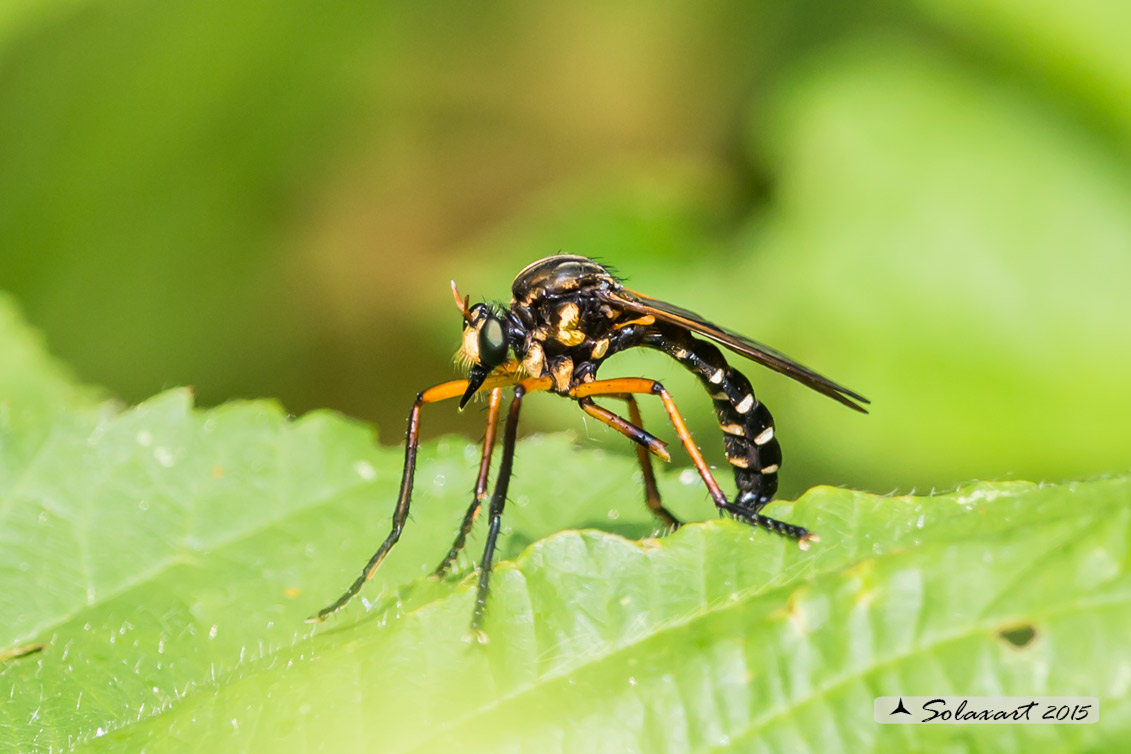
top-left (477, 316), bottom-right (508, 368)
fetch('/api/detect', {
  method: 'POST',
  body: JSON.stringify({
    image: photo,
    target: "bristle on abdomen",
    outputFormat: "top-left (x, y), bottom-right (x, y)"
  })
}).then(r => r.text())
top-left (646, 332), bottom-right (781, 509)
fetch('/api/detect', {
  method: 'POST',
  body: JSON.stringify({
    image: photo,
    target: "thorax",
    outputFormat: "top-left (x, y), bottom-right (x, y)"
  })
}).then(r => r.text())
top-left (512, 290), bottom-right (639, 393)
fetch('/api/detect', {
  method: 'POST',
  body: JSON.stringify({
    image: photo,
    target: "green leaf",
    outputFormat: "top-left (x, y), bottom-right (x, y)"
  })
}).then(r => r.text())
top-left (0, 292), bottom-right (104, 494)
top-left (2, 375), bottom-right (1128, 751)
top-left (0, 293), bottom-right (98, 417)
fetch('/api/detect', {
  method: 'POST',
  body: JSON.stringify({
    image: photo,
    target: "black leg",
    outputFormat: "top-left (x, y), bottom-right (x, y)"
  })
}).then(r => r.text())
top-left (432, 387), bottom-right (503, 578)
top-left (308, 394), bottom-right (426, 622)
top-left (468, 384), bottom-right (526, 640)
top-left (308, 377), bottom-right (500, 623)
top-left (716, 501), bottom-right (816, 548)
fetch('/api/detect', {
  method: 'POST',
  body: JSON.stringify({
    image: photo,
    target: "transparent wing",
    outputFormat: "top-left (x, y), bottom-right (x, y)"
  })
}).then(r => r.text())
top-left (602, 288), bottom-right (869, 413)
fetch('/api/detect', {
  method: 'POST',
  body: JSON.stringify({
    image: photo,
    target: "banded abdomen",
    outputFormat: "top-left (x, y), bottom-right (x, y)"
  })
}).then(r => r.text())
top-left (645, 329), bottom-right (781, 509)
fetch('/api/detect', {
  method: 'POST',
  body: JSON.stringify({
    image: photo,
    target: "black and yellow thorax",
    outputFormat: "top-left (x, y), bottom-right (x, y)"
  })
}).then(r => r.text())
top-left (506, 255), bottom-right (643, 392)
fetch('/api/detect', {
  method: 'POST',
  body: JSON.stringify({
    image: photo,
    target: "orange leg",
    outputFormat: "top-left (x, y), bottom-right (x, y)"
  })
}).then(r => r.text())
top-left (572, 378), bottom-right (727, 503)
top-left (571, 378), bottom-right (813, 546)
top-left (578, 398), bottom-right (670, 461)
top-left (579, 393), bottom-right (680, 529)
top-left (310, 375), bottom-right (552, 622)
top-left (620, 393), bottom-right (681, 530)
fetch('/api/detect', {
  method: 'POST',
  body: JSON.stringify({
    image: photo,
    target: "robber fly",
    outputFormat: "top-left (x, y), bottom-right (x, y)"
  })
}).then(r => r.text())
top-left (310, 254), bottom-right (867, 638)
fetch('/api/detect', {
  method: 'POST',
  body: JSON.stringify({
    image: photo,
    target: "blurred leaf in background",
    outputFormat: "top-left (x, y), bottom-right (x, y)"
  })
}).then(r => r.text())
top-left (1, 0), bottom-right (1129, 500)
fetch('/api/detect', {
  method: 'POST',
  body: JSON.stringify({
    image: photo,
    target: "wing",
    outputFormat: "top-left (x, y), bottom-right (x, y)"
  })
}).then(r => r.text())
top-left (601, 288), bottom-right (870, 413)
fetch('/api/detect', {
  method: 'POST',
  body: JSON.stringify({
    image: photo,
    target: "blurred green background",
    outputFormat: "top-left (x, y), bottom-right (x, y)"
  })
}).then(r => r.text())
top-left (2, 0), bottom-right (1129, 500)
